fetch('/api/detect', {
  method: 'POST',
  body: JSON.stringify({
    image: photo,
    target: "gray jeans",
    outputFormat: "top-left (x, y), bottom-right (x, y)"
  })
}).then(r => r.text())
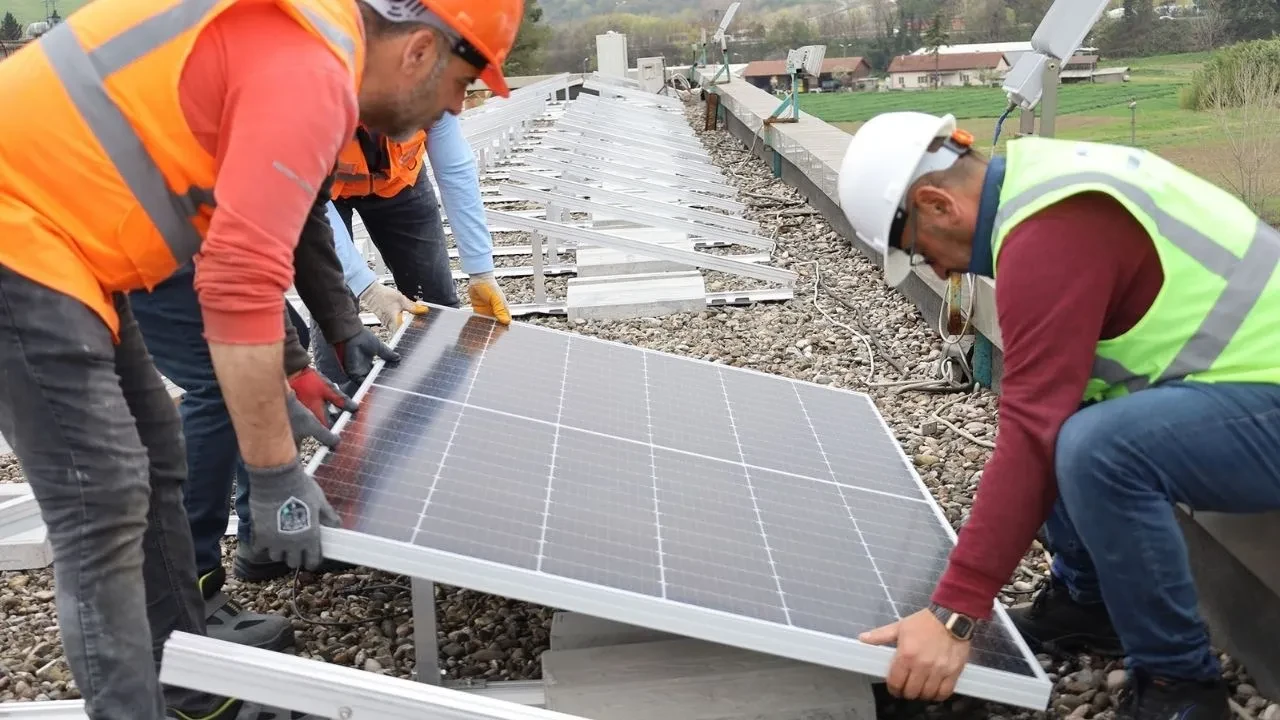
top-left (0, 266), bottom-right (226, 719)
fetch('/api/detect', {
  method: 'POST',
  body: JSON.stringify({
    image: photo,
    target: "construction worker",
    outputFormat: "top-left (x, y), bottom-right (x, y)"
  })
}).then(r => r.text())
top-left (836, 111), bottom-right (1280, 720)
top-left (0, 0), bottom-right (521, 718)
top-left (314, 110), bottom-right (512, 395)
top-left (128, 196), bottom-right (417, 654)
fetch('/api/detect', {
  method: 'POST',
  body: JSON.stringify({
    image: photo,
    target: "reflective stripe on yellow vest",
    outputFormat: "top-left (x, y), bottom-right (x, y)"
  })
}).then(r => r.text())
top-left (991, 137), bottom-right (1280, 403)
top-left (330, 128), bottom-right (427, 200)
top-left (0, 0), bottom-right (364, 337)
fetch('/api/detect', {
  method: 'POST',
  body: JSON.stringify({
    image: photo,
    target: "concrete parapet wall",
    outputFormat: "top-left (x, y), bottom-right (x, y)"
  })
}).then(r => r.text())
top-left (706, 76), bottom-right (1280, 698)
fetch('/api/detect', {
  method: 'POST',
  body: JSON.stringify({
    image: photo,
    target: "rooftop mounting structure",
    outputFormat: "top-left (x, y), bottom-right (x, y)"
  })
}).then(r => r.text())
top-left (997, 0), bottom-right (1110, 141)
top-left (766, 45), bottom-right (826, 125)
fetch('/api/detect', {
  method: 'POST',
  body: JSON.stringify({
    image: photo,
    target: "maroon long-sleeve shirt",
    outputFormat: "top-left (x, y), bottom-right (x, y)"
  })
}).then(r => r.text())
top-left (930, 191), bottom-right (1164, 620)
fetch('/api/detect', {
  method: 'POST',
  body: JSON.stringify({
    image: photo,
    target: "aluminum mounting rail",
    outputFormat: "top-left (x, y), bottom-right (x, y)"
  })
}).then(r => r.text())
top-left (571, 92), bottom-right (689, 122)
top-left (517, 157), bottom-right (746, 213)
top-left (523, 147), bottom-right (737, 198)
top-left (548, 122), bottom-right (710, 163)
top-left (0, 492), bottom-right (44, 539)
top-left (504, 169), bottom-right (757, 233)
top-left (559, 113), bottom-right (702, 150)
top-left (158, 632), bottom-right (581, 720)
top-left (583, 78), bottom-right (681, 108)
top-left (528, 136), bottom-right (725, 183)
top-left (486, 210), bottom-right (795, 287)
top-left (561, 104), bottom-right (700, 143)
top-left (499, 184), bottom-right (772, 250)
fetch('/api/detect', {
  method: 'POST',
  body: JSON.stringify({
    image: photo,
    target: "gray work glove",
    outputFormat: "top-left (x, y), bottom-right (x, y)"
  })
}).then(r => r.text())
top-left (333, 326), bottom-right (400, 386)
top-left (247, 459), bottom-right (340, 571)
top-left (359, 281), bottom-right (428, 331)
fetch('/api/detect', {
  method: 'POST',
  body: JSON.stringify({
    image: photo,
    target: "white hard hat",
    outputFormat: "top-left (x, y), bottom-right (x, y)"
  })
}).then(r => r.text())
top-left (837, 111), bottom-right (963, 287)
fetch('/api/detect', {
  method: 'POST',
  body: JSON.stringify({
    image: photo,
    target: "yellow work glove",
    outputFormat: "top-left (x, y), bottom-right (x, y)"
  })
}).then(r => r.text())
top-left (467, 271), bottom-right (511, 325)
top-left (358, 281), bottom-right (427, 332)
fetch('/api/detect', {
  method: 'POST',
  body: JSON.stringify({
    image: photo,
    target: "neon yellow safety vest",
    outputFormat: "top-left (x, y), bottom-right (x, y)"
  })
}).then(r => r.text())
top-left (991, 137), bottom-right (1280, 404)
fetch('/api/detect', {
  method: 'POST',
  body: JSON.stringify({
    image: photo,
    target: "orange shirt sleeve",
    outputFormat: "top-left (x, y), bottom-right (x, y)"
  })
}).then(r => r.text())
top-left (179, 3), bottom-right (359, 345)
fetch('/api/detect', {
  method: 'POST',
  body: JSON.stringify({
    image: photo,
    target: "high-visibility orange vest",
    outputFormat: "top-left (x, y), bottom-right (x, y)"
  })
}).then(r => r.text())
top-left (0, 0), bottom-right (365, 338)
top-left (329, 127), bottom-right (428, 200)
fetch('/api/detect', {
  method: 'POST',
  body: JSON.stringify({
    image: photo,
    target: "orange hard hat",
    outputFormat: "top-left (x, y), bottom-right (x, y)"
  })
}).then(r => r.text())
top-left (423, 0), bottom-right (524, 97)
top-left (361, 0), bottom-right (523, 98)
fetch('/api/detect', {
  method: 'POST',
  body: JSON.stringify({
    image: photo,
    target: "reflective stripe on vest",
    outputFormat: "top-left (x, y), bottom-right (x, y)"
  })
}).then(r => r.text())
top-left (38, 0), bottom-right (358, 268)
top-left (991, 138), bottom-right (1280, 401)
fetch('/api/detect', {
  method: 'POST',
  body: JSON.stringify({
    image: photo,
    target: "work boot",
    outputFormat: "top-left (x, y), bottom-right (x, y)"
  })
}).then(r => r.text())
top-left (200, 566), bottom-right (296, 651)
top-left (1006, 574), bottom-right (1124, 657)
top-left (1113, 671), bottom-right (1231, 720)
top-left (232, 542), bottom-right (354, 583)
top-left (167, 697), bottom-right (320, 719)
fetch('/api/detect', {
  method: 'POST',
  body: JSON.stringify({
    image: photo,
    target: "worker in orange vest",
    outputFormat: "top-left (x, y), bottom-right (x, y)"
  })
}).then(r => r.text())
top-left (0, 0), bottom-right (521, 718)
top-left (312, 112), bottom-right (511, 395)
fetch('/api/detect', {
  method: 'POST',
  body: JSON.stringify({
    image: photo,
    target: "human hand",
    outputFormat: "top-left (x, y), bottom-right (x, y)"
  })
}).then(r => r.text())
top-left (246, 458), bottom-right (341, 571)
top-left (860, 608), bottom-right (972, 702)
top-left (333, 327), bottom-right (400, 385)
top-left (467, 271), bottom-right (511, 325)
top-left (359, 281), bottom-right (427, 331)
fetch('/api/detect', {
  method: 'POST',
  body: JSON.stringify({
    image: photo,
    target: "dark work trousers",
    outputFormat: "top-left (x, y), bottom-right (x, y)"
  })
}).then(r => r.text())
top-left (0, 265), bottom-right (227, 720)
top-left (317, 180), bottom-right (460, 391)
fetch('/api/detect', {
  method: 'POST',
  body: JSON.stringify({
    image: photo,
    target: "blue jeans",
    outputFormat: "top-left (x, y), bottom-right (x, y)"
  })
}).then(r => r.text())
top-left (1046, 380), bottom-right (1280, 681)
top-left (319, 181), bottom-right (460, 388)
top-left (0, 265), bottom-right (223, 719)
top-left (128, 265), bottom-right (252, 575)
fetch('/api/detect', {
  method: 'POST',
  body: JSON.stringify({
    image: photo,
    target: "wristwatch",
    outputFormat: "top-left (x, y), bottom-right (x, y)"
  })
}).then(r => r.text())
top-left (929, 603), bottom-right (976, 641)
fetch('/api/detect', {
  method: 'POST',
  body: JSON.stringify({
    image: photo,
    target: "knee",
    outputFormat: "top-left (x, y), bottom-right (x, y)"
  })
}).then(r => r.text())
top-left (1054, 406), bottom-right (1120, 503)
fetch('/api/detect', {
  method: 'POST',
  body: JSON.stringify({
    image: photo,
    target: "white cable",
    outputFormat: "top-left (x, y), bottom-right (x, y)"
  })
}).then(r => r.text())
top-left (795, 260), bottom-right (877, 386)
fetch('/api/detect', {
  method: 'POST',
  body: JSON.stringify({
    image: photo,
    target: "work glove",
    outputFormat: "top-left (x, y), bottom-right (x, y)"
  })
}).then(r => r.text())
top-left (286, 368), bottom-right (358, 449)
top-left (359, 281), bottom-right (428, 331)
top-left (468, 271), bottom-right (512, 325)
top-left (246, 458), bottom-right (340, 571)
top-left (333, 327), bottom-right (400, 386)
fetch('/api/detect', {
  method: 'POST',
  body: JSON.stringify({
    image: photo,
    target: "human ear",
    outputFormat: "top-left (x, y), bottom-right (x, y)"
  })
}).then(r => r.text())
top-left (913, 185), bottom-right (955, 219)
top-left (402, 28), bottom-right (441, 73)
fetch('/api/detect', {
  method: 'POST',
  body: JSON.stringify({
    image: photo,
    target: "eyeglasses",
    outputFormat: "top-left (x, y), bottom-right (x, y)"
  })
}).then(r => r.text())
top-left (420, 10), bottom-right (489, 72)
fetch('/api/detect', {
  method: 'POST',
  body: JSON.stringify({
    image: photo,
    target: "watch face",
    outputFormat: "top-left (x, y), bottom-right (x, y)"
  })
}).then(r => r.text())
top-left (950, 615), bottom-right (974, 639)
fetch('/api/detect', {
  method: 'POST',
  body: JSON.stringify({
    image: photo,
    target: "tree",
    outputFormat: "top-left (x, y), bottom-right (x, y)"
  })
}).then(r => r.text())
top-left (1190, 0), bottom-right (1228, 51)
top-left (923, 13), bottom-right (950, 88)
top-left (1200, 53), bottom-right (1280, 216)
top-left (0, 12), bottom-right (21, 42)
top-left (504, 0), bottom-right (552, 77)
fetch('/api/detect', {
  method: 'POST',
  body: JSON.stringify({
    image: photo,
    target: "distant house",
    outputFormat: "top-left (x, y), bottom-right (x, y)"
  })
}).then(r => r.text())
top-left (1060, 54), bottom-right (1101, 83)
top-left (741, 56), bottom-right (874, 93)
top-left (888, 51), bottom-right (1010, 90)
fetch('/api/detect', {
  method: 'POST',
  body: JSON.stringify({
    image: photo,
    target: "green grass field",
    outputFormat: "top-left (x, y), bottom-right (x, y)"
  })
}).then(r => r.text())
top-left (797, 51), bottom-right (1268, 195)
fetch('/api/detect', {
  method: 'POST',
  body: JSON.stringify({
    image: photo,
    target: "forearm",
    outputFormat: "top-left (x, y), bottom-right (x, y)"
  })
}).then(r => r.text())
top-left (427, 113), bottom-right (493, 275)
top-left (293, 195), bottom-right (365, 344)
top-left (327, 201), bottom-right (378, 297)
top-left (282, 304), bottom-right (312, 376)
top-left (208, 341), bottom-right (296, 468)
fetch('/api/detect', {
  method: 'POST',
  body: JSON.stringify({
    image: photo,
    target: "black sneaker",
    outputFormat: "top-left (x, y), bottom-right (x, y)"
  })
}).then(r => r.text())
top-left (1114, 671), bottom-right (1231, 720)
top-left (232, 543), bottom-right (355, 583)
top-left (1006, 575), bottom-right (1124, 656)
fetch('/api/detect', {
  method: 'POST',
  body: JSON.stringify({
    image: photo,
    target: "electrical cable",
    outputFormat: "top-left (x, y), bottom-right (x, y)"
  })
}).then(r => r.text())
top-left (992, 101), bottom-right (1016, 148)
top-left (288, 567), bottom-right (413, 628)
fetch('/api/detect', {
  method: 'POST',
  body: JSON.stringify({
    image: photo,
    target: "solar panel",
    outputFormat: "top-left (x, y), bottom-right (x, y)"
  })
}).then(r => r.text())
top-left (308, 306), bottom-right (1052, 710)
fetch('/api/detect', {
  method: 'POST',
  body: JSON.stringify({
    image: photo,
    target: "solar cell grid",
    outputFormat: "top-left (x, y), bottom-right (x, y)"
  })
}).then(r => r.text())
top-left (309, 306), bottom-right (1051, 708)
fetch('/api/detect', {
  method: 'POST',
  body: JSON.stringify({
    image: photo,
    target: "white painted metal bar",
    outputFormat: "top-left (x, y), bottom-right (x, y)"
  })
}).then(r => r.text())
top-left (528, 136), bottom-right (725, 184)
top-left (504, 170), bottom-right (757, 234)
top-left (0, 701), bottom-right (90, 719)
top-left (560, 109), bottom-right (702, 148)
top-left (514, 160), bottom-right (744, 215)
top-left (524, 147), bottom-right (737, 198)
top-left (158, 633), bottom-right (580, 720)
top-left (487, 210), bottom-right (794, 286)
top-left (498, 184), bottom-right (773, 251)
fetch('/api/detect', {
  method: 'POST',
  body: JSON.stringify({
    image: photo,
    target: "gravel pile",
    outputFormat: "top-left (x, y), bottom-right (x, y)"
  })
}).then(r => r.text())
top-left (0, 95), bottom-right (1276, 720)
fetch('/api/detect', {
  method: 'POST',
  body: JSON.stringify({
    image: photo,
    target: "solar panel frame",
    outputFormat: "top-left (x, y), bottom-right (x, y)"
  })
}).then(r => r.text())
top-left (307, 307), bottom-right (1052, 711)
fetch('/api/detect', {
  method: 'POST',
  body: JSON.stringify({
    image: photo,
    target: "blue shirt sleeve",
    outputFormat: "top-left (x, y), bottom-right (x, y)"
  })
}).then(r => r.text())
top-left (327, 200), bottom-right (378, 297)
top-left (426, 113), bottom-right (494, 275)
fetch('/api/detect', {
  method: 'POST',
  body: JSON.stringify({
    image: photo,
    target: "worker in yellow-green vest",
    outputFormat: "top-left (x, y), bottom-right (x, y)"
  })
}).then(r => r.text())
top-left (835, 110), bottom-right (1280, 720)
